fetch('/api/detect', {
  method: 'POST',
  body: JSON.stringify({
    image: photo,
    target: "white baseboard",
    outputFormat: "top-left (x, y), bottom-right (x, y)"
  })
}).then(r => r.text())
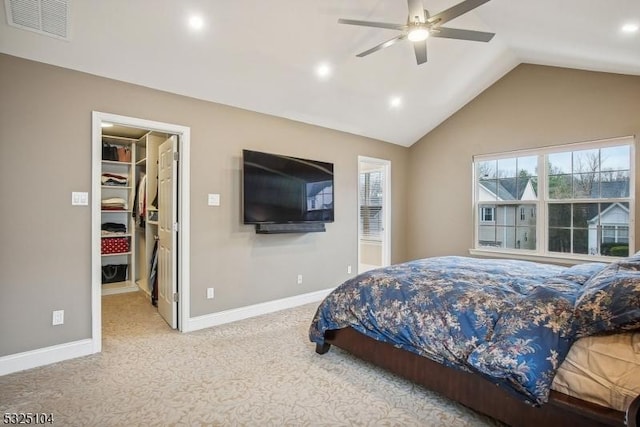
top-left (0, 289), bottom-right (333, 375)
top-left (185, 287), bottom-right (333, 332)
top-left (0, 339), bottom-right (95, 376)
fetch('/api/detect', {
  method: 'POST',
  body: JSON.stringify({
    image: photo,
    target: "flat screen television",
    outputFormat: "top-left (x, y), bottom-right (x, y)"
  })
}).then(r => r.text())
top-left (242, 149), bottom-right (334, 225)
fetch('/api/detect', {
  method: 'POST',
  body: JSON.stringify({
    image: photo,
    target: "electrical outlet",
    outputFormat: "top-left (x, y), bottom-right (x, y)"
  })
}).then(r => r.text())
top-left (297, 274), bottom-right (303, 285)
top-left (52, 310), bottom-right (64, 326)
top-left (207, 287), bottom-right (215, 299)
top-left (347, 265), bottom-right (352, 274)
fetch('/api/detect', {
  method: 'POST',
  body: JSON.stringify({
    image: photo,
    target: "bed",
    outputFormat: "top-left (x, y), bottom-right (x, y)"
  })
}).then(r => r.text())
top-left (309, 255), bottom-right (640, 426)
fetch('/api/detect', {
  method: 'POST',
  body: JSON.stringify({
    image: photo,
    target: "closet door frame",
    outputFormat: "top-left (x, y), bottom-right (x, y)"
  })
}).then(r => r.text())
top-left (91, 111), bottom-right (191, 353)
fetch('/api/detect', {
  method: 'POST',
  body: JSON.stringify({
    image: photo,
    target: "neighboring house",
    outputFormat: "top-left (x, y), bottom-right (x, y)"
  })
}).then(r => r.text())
top-left (478, 177), bottom-right (537, 250)
top-left (479, 177), bottom-right (630, 255)
top-left (586, 179), bottom-right (631, 255)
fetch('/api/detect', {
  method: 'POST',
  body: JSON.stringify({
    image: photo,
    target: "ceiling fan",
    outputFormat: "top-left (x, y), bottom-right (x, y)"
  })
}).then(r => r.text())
top-left (338, 0), bottom-right (495, 65)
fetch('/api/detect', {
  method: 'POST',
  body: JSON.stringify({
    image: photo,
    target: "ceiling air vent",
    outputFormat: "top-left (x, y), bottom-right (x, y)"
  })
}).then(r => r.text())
top-left (5, 0), bottom-right (70, 40)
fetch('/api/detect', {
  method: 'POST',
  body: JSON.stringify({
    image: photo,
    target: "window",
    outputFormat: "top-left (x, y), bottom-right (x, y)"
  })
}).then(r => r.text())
top-left (360, 170), bottom-right (383, 240)
top-left (481, 207), bottom-right (494, 222)
top-left (473, 136), bottom-right (634, 259)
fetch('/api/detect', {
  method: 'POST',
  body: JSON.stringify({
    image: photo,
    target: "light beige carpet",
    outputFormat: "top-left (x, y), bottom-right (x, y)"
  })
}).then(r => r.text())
top-left (0, 291), bottom-right (502, 426)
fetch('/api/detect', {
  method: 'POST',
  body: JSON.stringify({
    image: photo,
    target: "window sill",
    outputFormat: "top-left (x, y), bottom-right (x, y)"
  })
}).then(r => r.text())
top-left (468, 248), bottom-right (617, 266)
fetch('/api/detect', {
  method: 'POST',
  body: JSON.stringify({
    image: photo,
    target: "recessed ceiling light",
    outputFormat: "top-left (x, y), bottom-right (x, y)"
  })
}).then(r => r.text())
top-left (621, 23), bottom-right (639, 33)
top-left (316, 63), bottom-right (332, 80)
top-left (389, 96), bottom-right (402, 109)
top-left (188, 15), bottom-right (205, 31)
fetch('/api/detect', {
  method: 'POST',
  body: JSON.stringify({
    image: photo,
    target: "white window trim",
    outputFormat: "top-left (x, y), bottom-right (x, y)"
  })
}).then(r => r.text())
top-left (471, 135), bottom-right (636, 265)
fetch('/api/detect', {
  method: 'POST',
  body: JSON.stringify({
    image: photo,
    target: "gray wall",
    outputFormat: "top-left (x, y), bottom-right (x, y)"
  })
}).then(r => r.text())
top-left (407, 64), bottom-right (640, 259)
top-left (0, 54), bottom-right (409, 356)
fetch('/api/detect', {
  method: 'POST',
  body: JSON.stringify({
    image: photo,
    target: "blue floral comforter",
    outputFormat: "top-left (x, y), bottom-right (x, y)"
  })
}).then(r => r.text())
top-left (309, 256), bottom-right (640, 404)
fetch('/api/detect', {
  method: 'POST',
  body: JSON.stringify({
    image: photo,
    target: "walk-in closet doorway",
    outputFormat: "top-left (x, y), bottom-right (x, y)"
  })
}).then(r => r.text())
top-left (91, 112), bottom-right (191, 353)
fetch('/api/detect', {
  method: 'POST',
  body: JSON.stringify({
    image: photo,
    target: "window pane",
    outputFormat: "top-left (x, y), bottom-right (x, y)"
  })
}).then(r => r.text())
top-left (496, 205), bottom-right (516, 226)
top-left (549, 204), bottom-right (571, 227)
top-left (516, 204), bottom-right (536, 225)
top-left (548, 152), bottom-right (571, 174)
top-left (517, 156), bottom-right (538, 201)
top-left (601, 145), bottom-right (630, 171)
top-left (548, 228), bottom-right (571, 253)
top-left (600, 171), bottom-right (629, 198)
top-left (599, 202), bottom-right (630, 257)
top-left (478, 179), bottom-right (498, 201)
top-left (572, 203), bottom-right (598, 228)
top-left (516, 226), bottom-right (536, 250)
top-left (498, 158), bottom-right (517, 178)
top-left (517, 156), bottom-right (537, 176)
top-left (496, 226), bottom-right (517, 249)
top-left (573, 173), bottom-right (599, 198)
top-left (573, 149), bottom-right (600, 174)
top-left (478, 224), bottom-right (498, 247)
top-left (573, 229), bottom-right (589, 254)
top-left (478, 160), bottom-right (497, 179)
top-left (548, 174), bottom-right (572, 199)
top-left (497, 178), bottom-right (518, 201)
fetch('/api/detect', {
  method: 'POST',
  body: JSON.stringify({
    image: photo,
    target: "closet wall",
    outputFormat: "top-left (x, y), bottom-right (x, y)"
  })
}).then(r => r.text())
top-left (134, 133), bottom-right (166, 300)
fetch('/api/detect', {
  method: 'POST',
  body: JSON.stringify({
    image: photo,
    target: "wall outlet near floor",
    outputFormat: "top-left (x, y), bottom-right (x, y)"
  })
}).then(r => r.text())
top-left (347, 265), bottom-right (352, 274)
top-left (297, 274), bottom-right (303, 285)
top-left (52, 310), bottom-right (64, 326)
top-left (207, 287), bottom-right (215, 299)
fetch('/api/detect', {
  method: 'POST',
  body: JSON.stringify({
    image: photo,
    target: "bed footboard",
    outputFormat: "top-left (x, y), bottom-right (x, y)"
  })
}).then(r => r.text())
top-left (319, 327), bottom-right (629, 427)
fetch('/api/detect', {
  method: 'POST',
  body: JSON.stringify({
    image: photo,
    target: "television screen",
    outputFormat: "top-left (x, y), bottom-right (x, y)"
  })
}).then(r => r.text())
top-left (242, 149), bottom-right (334, 224)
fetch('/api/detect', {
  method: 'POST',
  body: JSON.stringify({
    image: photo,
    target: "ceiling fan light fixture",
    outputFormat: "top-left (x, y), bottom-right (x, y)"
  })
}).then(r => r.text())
top-left (408, 27), bottom-right (429, 42)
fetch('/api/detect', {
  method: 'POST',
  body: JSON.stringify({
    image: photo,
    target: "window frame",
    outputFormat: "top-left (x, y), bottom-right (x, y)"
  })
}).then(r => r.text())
top-left (470, 136), bottom-right (636, 264)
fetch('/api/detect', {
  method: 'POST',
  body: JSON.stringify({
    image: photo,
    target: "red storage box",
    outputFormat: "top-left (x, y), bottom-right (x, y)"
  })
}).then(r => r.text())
top-left (101, 237), bottom-right (130, 254)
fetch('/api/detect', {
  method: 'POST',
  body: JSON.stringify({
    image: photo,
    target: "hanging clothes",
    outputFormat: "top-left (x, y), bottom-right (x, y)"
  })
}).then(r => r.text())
top-left (133, 174), bottom-right (147, 228)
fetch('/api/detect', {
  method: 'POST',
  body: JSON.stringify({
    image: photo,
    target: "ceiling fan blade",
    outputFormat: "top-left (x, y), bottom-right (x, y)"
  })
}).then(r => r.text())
top-left (407, 0), bottom-right (426, 23)
top-left (338, 18), bottom-right (406, 31)
top-left (413, 39), bottom-right (427, 64)
top-left (356, 34), bottom-right (407, 58)
top-left (431, 26), bottom-right (495, 42)
top-left (427, 0), bottom-right (490, 26)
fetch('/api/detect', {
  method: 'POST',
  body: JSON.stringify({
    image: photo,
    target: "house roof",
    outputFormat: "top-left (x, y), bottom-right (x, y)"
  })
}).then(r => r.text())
top-left (0, 1), bottom-right (638, 147)
top-left (479, 177), bottom-right (529, 201)
top-left (480, 178), bottom-right (629, 201)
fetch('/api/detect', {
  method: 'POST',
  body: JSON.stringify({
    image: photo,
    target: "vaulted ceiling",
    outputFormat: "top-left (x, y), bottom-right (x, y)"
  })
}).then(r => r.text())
top-left (1, 0), bottom-right (639, 146)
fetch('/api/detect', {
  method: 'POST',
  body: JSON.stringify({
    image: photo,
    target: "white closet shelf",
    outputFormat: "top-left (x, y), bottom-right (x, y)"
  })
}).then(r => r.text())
top-left (101, 233), bottom-right (132, 238)
top-left (101, 185), bottom-right (132, 189)
top-left (101, 251), bottom-right (132, 257)
top-left (101, 209), bottom-right (133, 213)
top-left (101, 160), bottom-right (131, 166)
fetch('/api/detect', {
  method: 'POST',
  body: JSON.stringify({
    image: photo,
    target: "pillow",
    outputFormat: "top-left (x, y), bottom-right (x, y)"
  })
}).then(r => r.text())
top-left (574, 259), bottom-right (640, 337)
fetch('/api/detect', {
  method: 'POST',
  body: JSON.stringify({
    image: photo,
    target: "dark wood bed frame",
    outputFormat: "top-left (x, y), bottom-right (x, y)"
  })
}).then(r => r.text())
top-left (316, 327), bottom-right (640, 427)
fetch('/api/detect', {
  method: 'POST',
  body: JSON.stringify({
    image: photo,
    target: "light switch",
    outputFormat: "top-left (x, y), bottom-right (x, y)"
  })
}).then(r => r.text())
top-left (208, 193), bottom-right (220, 206)
top-left (72, 192), bottom-right (89, 206)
